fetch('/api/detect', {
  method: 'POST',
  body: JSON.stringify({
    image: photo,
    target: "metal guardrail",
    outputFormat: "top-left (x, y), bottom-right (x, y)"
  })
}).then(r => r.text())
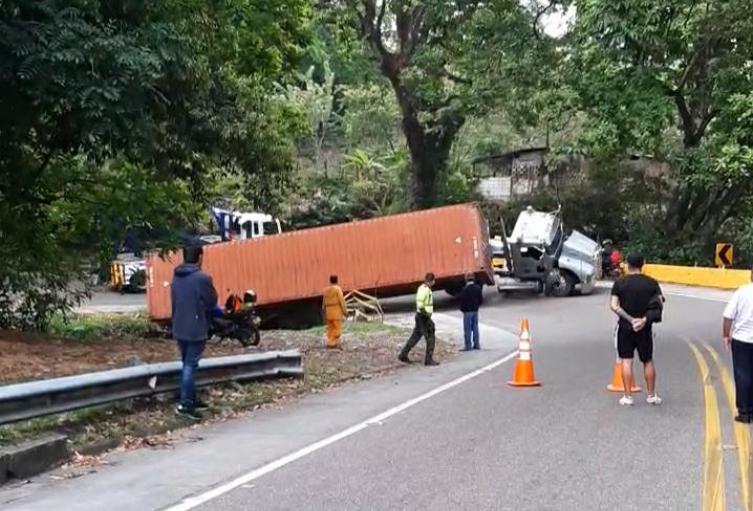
top-left (0, 350), bottom-right (302, 425)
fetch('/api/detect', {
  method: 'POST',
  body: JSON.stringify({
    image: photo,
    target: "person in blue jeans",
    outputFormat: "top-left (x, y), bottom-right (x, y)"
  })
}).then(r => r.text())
top-left (459, 273), bottom-right (483, 351)
top-left (171, 244), bottom-right (218, 420)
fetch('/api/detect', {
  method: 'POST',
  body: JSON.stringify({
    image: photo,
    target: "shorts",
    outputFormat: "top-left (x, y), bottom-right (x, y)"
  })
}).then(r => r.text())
top-left (617, 325), bottom-right (653, 362)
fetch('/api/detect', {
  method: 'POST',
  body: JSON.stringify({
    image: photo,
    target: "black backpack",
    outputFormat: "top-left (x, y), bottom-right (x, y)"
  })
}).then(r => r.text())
top-left (646, 294), bottom-right (664, 324)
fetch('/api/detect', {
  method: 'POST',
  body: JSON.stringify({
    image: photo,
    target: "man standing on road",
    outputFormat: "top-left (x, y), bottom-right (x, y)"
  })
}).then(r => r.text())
top-left (172, 244), bottom-right (218, 420)
top-left (322, 275), bottom-right (347, 349)
top-left (723, 268), bottom-right (753, 423)
top-left (610, 254), bottom-right (664, 406)
top-left (399, 272), bottom-right (439, 366)
top-left (459, 272), bottom-right (483, 351)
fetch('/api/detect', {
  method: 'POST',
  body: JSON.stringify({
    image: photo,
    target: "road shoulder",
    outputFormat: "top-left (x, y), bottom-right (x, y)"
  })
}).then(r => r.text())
top-left (0, 317), bottom-right (519, 511)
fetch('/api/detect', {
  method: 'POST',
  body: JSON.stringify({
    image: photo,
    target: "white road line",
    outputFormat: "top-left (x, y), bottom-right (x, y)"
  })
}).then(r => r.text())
top-left (663, 291), bottom-right (730, 304)
top-left (163, 350), bottom-right (519, 511)
top-left (597, 281), bottom-right (731, 303)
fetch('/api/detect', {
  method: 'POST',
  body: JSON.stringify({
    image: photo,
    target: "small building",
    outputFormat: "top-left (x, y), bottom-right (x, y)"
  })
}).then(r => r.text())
top-left (472, 147), bottom-right (588, 203)
top-left (472, 147), bottom-right (548, 202)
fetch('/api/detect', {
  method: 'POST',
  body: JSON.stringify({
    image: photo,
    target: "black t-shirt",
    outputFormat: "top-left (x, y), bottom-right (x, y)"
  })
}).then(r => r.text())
top-left (611, 274), bottom-right (663, 327)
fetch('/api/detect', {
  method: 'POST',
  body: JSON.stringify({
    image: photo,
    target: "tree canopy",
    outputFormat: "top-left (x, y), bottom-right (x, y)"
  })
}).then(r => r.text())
top-left (3, 0), bottom-right (753, 328)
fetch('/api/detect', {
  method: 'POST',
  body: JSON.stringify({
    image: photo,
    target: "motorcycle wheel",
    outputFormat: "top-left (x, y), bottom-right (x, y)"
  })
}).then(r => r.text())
top-left (250, 329), bottom-right (261, 346)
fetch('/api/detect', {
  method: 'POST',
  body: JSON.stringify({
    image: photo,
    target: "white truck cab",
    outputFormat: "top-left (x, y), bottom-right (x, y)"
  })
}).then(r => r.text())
top-left (236, 212), bottom-right (282, 240)
top-left (211, 207), bottom-right (282, 241)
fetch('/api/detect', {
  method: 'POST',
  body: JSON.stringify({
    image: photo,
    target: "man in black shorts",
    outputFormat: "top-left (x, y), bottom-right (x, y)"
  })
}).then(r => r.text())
top-left (610, 254), bottom-right (664, 406)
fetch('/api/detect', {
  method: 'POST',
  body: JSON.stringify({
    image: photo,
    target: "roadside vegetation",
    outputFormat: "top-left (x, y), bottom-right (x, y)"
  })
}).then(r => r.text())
top-left (2, 1), bottom-right (752, 328)
top-left (0, 321), bottom-right (454, 455)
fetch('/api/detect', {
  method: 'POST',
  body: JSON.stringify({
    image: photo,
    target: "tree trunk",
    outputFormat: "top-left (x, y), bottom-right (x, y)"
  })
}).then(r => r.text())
top-left (390, 79), bottom-right (463, 208)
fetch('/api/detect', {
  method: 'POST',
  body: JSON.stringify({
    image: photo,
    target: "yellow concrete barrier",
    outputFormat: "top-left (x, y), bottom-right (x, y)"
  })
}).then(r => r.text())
top-left (643, 264), bottom-right (750, 290)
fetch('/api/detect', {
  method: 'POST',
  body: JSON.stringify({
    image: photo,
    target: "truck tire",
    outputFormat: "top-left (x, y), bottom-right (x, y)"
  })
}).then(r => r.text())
top-left (549, 271), bottom-right (576, 298)
top-left (444, 279), bottom-right (466, 297)
top-left (128, 270), bottom-right (147, 293)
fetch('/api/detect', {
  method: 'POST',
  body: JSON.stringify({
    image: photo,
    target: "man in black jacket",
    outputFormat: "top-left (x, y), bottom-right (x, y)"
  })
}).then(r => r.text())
top-left (171, 244), bottom-right (218, 420)
top-left (459, 273), bottom-right (483, 351)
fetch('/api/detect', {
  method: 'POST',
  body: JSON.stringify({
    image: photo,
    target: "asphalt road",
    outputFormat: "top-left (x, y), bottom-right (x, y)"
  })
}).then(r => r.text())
top-left (76, 289), bottom-right (146, 313)
top-left (2, 283), bottom-right (745, 511)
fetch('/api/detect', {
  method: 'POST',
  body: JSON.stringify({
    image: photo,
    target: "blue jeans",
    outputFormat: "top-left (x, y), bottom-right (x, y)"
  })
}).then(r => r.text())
top-left (463, 312), bottom-right (480, 350)
top-left (178, 340), bottom-right (206, 410)
top-left (732, 339), bottom-right (753, 415)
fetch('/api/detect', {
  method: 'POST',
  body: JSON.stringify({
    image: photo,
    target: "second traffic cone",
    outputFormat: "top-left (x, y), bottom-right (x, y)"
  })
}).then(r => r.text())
top-left (606, 358), bottom-right (641, 393)
top-left (508, 319), bottom-right (541, 387)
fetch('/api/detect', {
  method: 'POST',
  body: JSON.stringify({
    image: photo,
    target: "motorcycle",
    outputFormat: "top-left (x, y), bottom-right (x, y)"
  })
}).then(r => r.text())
top-left (210, 290), bottom-right (261, 347)
top-left (602, 260), bottom-right (624, 280)
top-left (601, 241), bottom-right (624, 280)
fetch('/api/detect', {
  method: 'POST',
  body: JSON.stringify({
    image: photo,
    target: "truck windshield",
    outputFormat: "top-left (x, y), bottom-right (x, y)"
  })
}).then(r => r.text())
top-left (263, 221), bottom-right (280, 236)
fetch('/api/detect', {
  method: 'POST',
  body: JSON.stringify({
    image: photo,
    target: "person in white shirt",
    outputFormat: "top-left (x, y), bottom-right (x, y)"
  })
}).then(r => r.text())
top-left (723, 275), bottom-right (753, 424)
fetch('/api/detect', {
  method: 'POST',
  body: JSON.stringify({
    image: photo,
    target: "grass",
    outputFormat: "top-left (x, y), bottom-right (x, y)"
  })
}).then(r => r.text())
top-left (0, 381), bottom-right (293, 450)
top-left (309, 320), bottom-right (404, 336)
top-left (47, 313), bottom-right (162, 341)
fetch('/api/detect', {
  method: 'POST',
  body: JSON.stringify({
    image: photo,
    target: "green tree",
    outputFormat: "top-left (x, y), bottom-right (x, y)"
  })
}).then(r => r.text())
top-left (0, 0), bottom-right (310, 328)
top-left (332, 0), bottom-right (551, 208)
top-left (572, 0), bottom-right (753, 246)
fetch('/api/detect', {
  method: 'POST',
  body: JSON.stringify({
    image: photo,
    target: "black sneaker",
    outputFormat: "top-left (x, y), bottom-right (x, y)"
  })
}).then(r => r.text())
top-left (425, 360), bottom-right (440, 367)
top-left (735, 414), bottom-right (753, 424)
top-left (194, 400), bottom-right (210, 411)
top-left (398, 355), bottom-right (412, 364)
top-left (176, 405), bottom-right (203, 421)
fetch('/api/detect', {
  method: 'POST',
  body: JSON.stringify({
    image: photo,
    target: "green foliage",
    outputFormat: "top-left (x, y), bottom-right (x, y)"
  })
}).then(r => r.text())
top-left (340, 84), bottom-right (401, 150)
top-left (48, 313), bottom-right (161, 341)
top-left (342, 149), bottom-right (386, 179)
top-left (286, 148), bottom-right (409, 228)
top-left (0, 0), bottom-right (311, 329)
top-left (334, 0), bottom-right (551, 207)
top-left (554, 0), bottom-right (753, 262)
top-left (275, 61), bottom-right (338, 166)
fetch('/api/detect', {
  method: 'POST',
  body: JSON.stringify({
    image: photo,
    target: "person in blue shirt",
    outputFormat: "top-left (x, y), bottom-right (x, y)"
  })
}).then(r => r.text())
top-left (459, 273), bottom-right (483, 351)
top-left (171, 244), bottom-right (218, 420)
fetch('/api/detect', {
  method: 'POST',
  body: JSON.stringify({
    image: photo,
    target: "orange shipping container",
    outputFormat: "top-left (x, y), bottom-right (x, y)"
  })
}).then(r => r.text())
top-left (147, 204), bottom-right (493, 323)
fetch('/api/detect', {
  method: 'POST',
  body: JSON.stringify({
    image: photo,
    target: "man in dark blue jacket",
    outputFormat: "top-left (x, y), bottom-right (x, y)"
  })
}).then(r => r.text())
top-left (172, 244), bottom-right (218, 420)
top-left (459, 273), bottom-right (483, 351)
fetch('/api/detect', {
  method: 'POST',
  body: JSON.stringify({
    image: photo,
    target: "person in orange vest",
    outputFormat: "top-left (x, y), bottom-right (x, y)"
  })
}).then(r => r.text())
top-left (322, 275), bottom-right (347, 349)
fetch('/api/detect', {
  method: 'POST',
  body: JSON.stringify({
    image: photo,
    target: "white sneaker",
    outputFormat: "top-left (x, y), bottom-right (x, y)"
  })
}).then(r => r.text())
top-left (647, 394), bottom-right (663, 405)
top-left (619, 395), bottom-right (634, 406)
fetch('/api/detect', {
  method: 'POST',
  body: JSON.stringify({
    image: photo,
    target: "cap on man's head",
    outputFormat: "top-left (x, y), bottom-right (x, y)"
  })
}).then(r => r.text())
top-left (626, 254), bottom-right (645, 269)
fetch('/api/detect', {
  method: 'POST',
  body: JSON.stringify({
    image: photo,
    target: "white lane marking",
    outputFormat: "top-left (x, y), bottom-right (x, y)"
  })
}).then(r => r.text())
top-left (663, 291), bottom-right (729, 304)
top-left (597, 281), bottom-right (730, 303)
top-left (163, 350), bottom-right (519, 511)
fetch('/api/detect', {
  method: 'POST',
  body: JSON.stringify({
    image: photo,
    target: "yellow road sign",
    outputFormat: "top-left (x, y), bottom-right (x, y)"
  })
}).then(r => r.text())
top-left (715, 243), bottom-right (733, 267)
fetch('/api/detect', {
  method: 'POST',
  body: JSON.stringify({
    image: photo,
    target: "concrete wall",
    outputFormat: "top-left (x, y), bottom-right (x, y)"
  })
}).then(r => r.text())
top-left (643, 264), bottom-right (749, 290)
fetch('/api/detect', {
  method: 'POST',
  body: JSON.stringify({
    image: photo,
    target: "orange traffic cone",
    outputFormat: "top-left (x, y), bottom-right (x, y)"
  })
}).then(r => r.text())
top-left (606, 358), bottom-right (641, 393)
top-left (508, 319), bottom-right (541, 387)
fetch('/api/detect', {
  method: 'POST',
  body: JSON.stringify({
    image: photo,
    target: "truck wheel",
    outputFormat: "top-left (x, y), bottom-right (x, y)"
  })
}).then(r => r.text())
top-left (128, 270), bottom-right (147, 293)
top-left (444, 283), bottom-right (464, 297)
top-left (550, 271), bottom-right (576, 298)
